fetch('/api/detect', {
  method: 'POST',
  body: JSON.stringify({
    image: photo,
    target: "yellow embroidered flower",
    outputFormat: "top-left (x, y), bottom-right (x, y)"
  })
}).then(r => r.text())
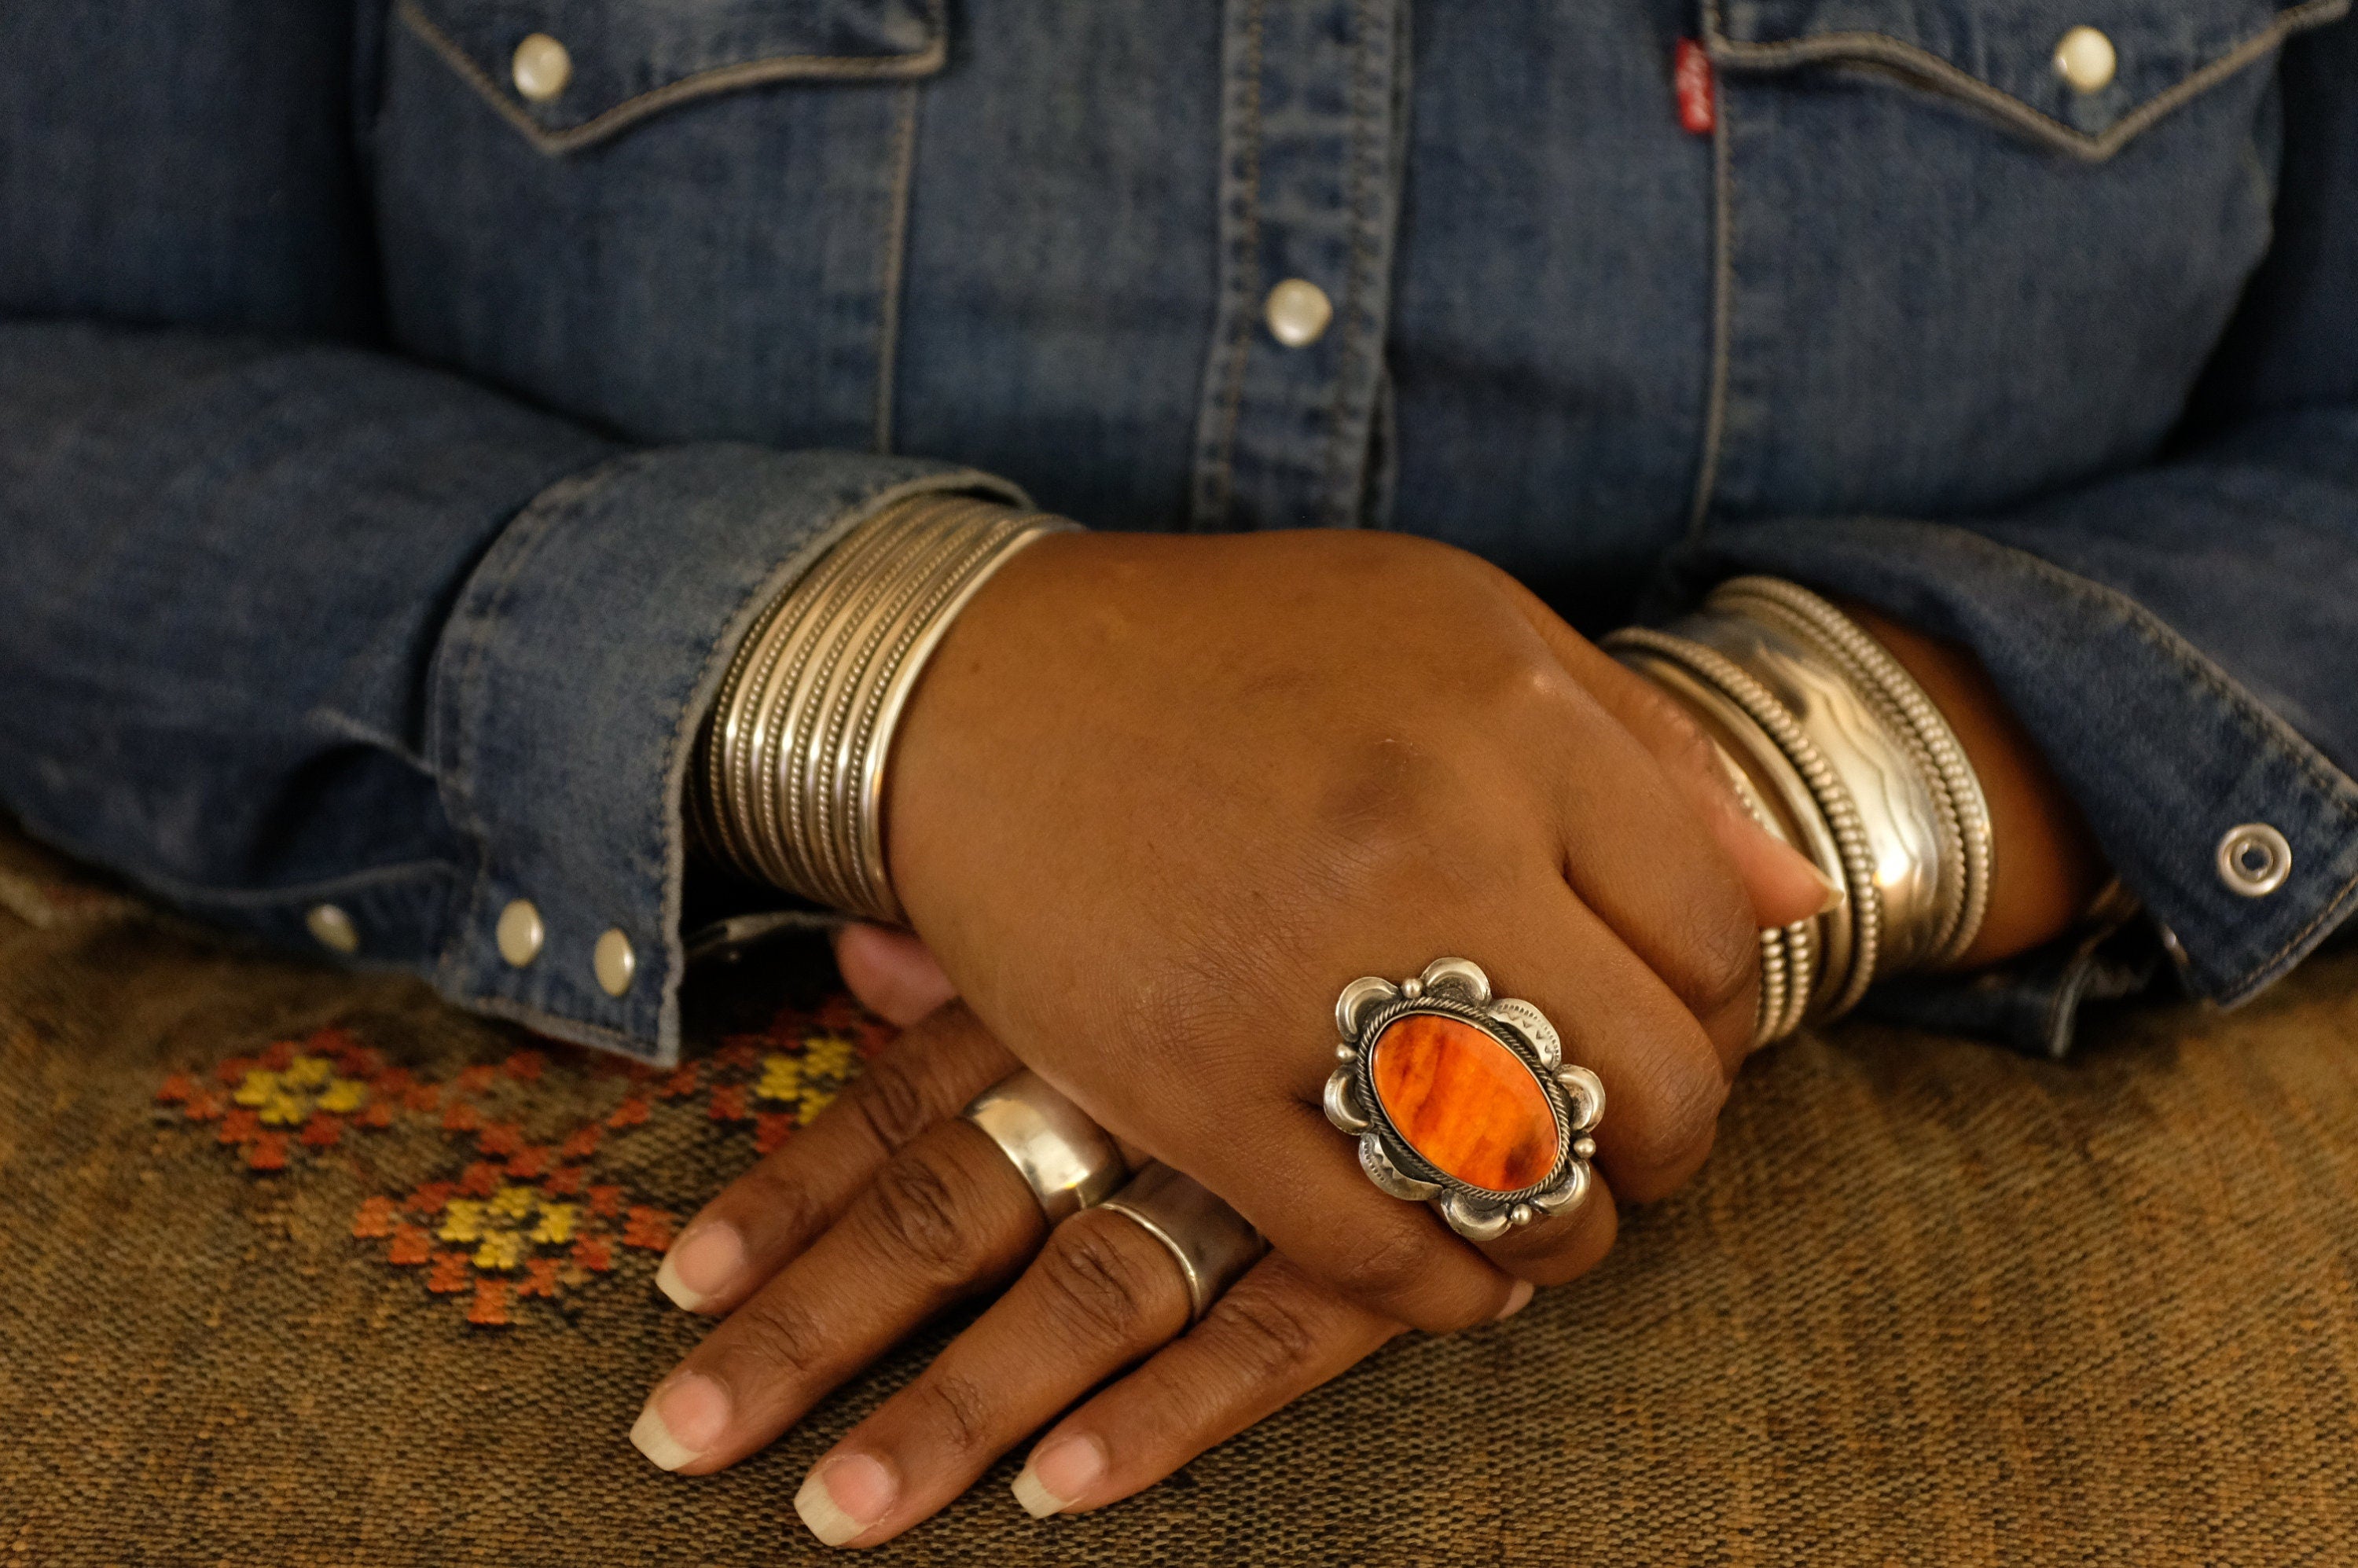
top-left (530, 1204), bottom-right (578, 1245)
top-left (438, 1200), bottom-right (486, 1243)
top-left (437, 1186), bottom-right (582, 1272)
top-left (231, 1056), bottom-right (369, 1128)
top-left (803, 1035), bottom-right (857, 1078)
top-left (755, 1054), bottom-right (804, 1103)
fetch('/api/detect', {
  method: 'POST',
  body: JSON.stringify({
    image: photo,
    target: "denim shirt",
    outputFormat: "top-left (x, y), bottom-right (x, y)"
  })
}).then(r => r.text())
top-left (4, 2), bottom-right (2355, 1063)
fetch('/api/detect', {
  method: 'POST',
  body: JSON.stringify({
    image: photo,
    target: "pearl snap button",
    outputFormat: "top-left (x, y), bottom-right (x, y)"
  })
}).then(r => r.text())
top-left (2052, 26), bottom-right (2117, 94)
top-left (511, 32), bottom-right (573, 103)
top-left (496, 899), bottom-right (545, 968)
top-left (306, 903), bottom-right (360, 955)
top-left (593, 927), bottom-right (637, 997)
top-left (2215, 823), bottom-right (2292, 898)
top-left (1263, 278), bottom-right (1334, 348)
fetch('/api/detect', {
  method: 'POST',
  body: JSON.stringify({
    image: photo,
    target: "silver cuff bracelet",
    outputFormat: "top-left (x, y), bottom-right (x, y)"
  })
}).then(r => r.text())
top-left (692, 492), bottom-right (1076, 923)
top-left (1606, 577), bottom-right (1994, 1046)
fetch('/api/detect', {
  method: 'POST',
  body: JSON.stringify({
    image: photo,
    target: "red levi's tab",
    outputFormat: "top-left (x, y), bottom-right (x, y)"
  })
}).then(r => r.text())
top-left (1673, 39), bottom-right (1716, 135)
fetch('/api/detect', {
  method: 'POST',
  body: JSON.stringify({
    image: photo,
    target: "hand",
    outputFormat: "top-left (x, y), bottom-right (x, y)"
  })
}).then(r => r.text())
top-left (635, 1004), bottom-right (1460, 1545)
top-left (883, 530), bottom-right (1833, 1330)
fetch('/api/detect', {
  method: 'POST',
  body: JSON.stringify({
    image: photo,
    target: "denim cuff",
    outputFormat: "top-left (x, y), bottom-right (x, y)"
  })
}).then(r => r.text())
top-left (1673, 518), bottom-right (2358, 1020)
top-left (427, 444), bottom-right (1025, 1063)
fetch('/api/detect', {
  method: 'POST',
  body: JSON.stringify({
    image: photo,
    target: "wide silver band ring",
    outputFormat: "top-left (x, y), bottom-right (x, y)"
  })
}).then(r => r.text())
top-left (1096, 1163), bottom-right (1269, 1324)
top-left (960, 1069), bottom-right (1128, 1225)
top-left (1324, 957), bottom-right (1603, 1243)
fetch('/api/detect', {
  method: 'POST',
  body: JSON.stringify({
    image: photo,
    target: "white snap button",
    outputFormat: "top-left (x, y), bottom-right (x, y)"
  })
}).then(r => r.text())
top-left (511, 32), bottom-right (573, 103)
top-left (593, 927), bottom-right (637, 997)
top-left (2052, 26), bottom-right (2117, 94)
top-left (497, 899), bottom-right (545, 968)
top-left (306, 903), bottom-right (360, 955)
top-left (1263, 278), bottom-right (1335, 349)
top-left (2215, 823), bottom-right (2292, 898)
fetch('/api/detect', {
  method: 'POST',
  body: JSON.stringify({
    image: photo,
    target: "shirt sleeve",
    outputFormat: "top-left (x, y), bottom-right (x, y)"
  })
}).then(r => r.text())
top-left (0, 3), bottom-right (1023, 1063)
top-left (1673, 22), bottom-right (2358, 1050)
top-left (0, 321), bottom-right (1019, 1063)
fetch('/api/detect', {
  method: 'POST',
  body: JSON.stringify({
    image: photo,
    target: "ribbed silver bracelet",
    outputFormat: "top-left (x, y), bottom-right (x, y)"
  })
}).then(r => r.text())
top-left (693, 493), bottom-right (1076, 923)
top-left (1604, 578), bottom-right (1993, 1045)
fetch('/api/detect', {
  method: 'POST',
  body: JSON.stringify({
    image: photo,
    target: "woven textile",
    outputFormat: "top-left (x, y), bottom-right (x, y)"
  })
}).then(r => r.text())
top-left (2, 825), bottom-right (2353, 1566)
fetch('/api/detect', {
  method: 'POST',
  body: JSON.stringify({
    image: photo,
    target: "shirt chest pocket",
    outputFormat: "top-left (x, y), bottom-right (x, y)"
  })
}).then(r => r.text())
top-left (376, 0), bottom-right (946, 451)
top-left (1695, 0), bottom-right (2348, 523)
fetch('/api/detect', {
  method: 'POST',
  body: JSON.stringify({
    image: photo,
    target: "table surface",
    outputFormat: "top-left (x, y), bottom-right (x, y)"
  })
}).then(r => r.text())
top-left (2, 824), bottom-right (2353, 1567)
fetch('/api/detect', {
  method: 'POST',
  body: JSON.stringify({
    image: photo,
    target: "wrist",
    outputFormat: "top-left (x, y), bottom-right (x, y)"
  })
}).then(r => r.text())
top-left (692, 491), bottom-right (1077, 922)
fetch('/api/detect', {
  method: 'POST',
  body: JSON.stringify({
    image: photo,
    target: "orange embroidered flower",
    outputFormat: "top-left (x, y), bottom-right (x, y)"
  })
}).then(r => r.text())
top-left (167, 1025), bottom-right (398, 1172)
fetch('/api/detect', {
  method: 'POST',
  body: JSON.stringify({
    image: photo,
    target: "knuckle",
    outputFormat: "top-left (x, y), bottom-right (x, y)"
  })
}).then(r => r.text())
top-left (1611, 1046), bottom-right (1726, 1199)
top-left (861, 1147), bottom-right (986, 1277)
top-left (719, 1293), bottom-right (828, 1384)
top-left (848, 1049), bottom-right (948, 1153)
top-left (1322, 1224), bottom-right (1438, 1318)
top-left (732, 1162), bottom-right (833, 1252)
top-left (1032, 1219), bottom-right (1178, 1346)
top-left (1684, 899), bottom-right (1759, 1030)
top-left (909, 1371), bottom-right (996, 1458)
top-left (1199, 1280), bottom-right (1320, 1382)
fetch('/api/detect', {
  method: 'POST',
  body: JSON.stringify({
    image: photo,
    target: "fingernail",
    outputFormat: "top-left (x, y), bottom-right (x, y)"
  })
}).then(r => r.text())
top-left (796, 1453), bottom-right (898, 1548)
top-left (630, 1372), bottom-right (730, 1472)
top-left (1012, 1434), bottom-right (1107, 1518)
top-left (1802, 861), bottom-right (1848, 916)
top-left (1496, 1279), bottom-right (1535, 1320)
top-left (656, 1221), bottom-right (745, 1312)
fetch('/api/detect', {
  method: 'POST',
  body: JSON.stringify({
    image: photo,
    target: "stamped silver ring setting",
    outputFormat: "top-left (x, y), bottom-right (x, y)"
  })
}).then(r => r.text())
top-left (1323, 957), bottom-right (1603, 1243)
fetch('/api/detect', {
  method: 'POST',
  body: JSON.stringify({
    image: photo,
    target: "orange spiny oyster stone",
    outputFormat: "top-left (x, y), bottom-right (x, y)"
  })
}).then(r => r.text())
top-left (1370, 1013), bottom-right (1557, 1194)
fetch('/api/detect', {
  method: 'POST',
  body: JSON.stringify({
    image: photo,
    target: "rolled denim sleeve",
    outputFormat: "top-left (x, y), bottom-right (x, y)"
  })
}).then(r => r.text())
top-left (1675, 30), bottom-right (2358, 1048)
top-left (0, 321), bottom-right (1016, 1063)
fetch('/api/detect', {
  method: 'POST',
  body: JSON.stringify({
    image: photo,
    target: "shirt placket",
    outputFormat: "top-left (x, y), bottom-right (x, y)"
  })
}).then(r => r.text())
top-left (1190, 0), bottom-right (1407, 532)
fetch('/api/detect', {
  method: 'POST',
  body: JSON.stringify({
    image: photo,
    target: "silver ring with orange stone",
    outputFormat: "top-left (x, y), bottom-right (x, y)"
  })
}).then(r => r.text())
top-left (1323, 958), bottom-right (1603, 1243)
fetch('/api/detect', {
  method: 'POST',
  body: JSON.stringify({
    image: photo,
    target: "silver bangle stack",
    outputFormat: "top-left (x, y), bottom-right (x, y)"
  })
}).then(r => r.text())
top-left (693, 492), bottom-right (1076, 924)
top-left (1605, 576), bottom-right (1995, 1048)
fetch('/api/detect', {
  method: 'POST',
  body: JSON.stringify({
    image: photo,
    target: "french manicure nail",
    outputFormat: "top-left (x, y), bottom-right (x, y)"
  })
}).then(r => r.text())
top-left (655, 1221), bottom-right (746, 1311)
top-left (796, 1453), bottom-right (898, 1548)
top-left (1012, 1434), bottom-right (1107, 1518)
top-left (1803, 861), bottom-right (1848, 915)
top-left (630, 1372), bottom-right (730, 1472)
top-left (1496, 1279), bottom-right (1535, 1320)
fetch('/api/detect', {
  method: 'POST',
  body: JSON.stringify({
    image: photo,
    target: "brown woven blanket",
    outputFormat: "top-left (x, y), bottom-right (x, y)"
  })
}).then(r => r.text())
top-left (2, 826), bottom-right (2352, 1566)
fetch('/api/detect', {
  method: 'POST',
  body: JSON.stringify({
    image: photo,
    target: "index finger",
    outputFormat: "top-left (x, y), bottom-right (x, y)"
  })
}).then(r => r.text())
top-left (655, 1003), bottom-right (1016, 1316)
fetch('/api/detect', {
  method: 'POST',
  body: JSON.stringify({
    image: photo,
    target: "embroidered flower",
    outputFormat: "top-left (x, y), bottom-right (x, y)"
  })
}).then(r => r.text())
top-left (161, 1026), bottom-right (394, 1170)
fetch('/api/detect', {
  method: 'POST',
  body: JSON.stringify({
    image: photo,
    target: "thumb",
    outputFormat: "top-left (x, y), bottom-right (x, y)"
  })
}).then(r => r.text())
top-left (830, 921), bottom-right (959, 1026)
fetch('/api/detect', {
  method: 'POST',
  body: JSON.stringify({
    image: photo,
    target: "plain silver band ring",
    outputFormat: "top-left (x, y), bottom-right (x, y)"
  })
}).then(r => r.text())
top-left (1096, 1162), bottom-right (1269, 1324)
top-left (960, 1069), bottom-right (1127, 1225)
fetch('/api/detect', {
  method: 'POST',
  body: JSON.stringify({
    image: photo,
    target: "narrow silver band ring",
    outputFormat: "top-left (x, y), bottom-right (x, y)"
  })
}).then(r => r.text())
top-left (960, 1069), bottom-right (1128, 1225)
top-left (1096, 1162), bottom-right (1269, 1324)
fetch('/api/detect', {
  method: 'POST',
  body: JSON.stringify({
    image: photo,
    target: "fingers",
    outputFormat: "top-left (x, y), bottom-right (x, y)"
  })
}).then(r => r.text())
top-left (832, 922), bottom-right (958, 1025)
top-left (1504, 581), bottom-right (1839, 931)
top-left (1576, 644), bottom-right (1843, 929)
top-left (787, 1204), bottom-right (1199, 1545)
top-left (634, 1118), bottom-right (1042, 1475)
top-left (1202, 1095), bottom-right (1524, 1334)
top-left (1008, 1254), bottom-right (1406, 1518)
top-left (655, 1004), bottom-right (1015, 1316)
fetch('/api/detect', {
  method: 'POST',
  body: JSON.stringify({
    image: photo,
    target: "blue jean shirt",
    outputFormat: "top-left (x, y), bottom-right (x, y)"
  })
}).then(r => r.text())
top-left (4, 0), bottom-right (2355, 1064)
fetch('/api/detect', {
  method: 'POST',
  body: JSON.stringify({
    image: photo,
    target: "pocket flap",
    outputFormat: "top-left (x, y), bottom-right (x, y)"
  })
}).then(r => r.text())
top-left (396, 0), bottom-right (946, 155)
top-left (1705, 0), bottom-right (2347, 158)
